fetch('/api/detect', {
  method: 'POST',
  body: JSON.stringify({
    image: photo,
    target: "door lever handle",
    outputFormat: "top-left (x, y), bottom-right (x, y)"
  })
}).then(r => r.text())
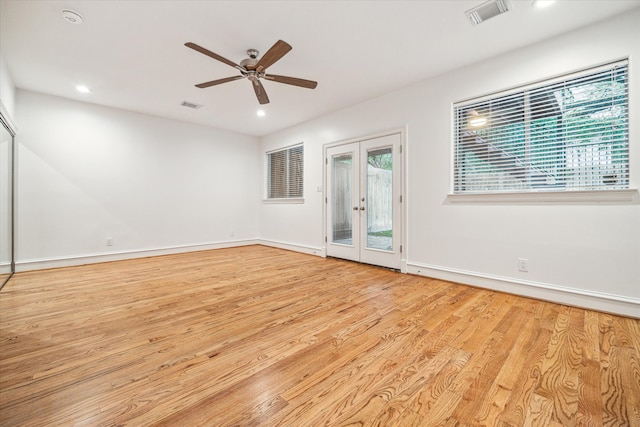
top-left (360, 206), bottom-right (365, 211)
top-left (353, 207), bottom-right (359, 211)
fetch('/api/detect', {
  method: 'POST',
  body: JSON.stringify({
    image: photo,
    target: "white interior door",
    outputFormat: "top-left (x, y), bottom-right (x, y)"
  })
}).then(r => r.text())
top-left (326, 133), bottom-right (402, 269)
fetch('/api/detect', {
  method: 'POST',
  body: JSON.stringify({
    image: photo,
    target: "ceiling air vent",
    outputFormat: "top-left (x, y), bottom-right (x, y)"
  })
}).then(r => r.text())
top-left (181, 101), bottom-right (203, 109)
top-left (466, 0), bottom-right (512, 25)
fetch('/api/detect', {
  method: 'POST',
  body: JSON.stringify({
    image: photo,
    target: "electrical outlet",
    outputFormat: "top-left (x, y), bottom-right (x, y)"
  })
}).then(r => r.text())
top-left (106, 237), bottom-right (113, 246)
top-left (518, 258), bottom-right (528, 272)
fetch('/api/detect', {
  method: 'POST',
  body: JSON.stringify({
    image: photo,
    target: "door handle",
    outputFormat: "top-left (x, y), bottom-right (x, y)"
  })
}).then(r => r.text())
top-left (353, 207), bottom-right (359, 211)
top-left (360, 206), bottom-right (365, 211)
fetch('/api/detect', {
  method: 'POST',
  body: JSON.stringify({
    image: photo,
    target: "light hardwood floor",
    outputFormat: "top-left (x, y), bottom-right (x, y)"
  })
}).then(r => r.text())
top-left (1, 245), bottom-right (638, 426)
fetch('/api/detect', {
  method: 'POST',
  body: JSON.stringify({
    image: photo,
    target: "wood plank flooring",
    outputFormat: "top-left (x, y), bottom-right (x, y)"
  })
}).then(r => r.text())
top-left (1, 245), bottom-right (638, 426)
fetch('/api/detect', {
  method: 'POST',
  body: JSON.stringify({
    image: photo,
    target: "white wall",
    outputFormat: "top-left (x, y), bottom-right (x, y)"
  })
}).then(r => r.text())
top-left (0, 53), bottom-right (16, 123)
top-left (260, 10), bottom-right (640, 317)
top-left (16, 90), bottom-right (261, 269)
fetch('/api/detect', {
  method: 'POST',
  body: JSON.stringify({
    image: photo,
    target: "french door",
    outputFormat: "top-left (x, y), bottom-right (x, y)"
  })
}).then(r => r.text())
top-left (326, 133), bottom-right (402, 269)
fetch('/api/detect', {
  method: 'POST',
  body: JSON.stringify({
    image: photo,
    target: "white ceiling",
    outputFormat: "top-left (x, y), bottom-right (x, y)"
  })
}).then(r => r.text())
top-left (2, 0), bottom-right (639, 137)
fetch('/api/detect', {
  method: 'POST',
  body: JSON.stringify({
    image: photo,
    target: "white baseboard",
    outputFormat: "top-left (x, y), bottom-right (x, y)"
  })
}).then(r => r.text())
top-left (12, 241), bottom-right (637, 318)
top-left (407, 262), bottom-right (640, 319)
top-left (15, 239), bottom-right (261, 272)
top-left (257, 239), bottom-right (326, 257)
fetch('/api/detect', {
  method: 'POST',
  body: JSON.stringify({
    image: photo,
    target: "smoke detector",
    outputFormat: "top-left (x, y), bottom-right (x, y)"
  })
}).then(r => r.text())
top-left (61, 9), bottom-right (83, 24)
top-left (466, 0), bottom-right (512, 25)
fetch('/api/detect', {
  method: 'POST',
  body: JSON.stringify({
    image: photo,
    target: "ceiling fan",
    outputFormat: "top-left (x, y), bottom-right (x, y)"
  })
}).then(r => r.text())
top-left (185, 40), bottom-right (318, 105)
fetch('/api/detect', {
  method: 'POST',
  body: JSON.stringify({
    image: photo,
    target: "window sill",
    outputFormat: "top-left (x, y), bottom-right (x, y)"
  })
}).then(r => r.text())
top-left (446, 189), bottom-right (639, 204)
top-left (263, 198), bottom-right (305, 204)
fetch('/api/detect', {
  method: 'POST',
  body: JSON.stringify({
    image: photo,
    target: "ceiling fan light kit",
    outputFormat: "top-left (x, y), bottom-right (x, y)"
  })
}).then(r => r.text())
top-left (185, 40), bottom-right (318, 105)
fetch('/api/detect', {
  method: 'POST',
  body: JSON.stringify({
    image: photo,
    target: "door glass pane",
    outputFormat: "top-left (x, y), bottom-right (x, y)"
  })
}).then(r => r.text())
top-left (366, 147), bottom-right (393, 251)
top-left (332, 154), bottom-right (353, 245)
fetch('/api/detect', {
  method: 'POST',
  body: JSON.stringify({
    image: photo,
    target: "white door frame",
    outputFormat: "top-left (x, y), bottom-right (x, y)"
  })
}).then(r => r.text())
top-left (323, 128), bottom-right (407, 272)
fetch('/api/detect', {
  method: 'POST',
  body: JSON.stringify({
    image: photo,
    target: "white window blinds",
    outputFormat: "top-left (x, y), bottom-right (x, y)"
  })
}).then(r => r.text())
top-left (267, 144), bottom-right (304, 199)
top-left (453, 60), bottom-right (629, 194)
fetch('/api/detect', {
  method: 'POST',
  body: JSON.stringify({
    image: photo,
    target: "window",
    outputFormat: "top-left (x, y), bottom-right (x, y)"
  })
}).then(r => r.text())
top-left (453, 60), bottom-right (629, 195)
top-left (266, 144), bottom-right (304, 199)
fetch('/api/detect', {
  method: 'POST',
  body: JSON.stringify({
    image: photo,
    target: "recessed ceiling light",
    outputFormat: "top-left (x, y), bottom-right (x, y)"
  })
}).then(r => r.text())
top-left (61, 9), bottom-right (83, 24)
top-left (468, 110), bottom-right (487, 127)
top-left (532, 0), bottom-right (556, 8)
top-left (76, 85), bottom-right (91, 94)
top-left (469, 117), bottom-right (487, 127)
top-left (257, 110), bottom-right (266, 117)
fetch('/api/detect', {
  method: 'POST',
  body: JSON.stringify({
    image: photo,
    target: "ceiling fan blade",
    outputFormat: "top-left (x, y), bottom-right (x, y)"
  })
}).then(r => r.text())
top-left (195, 75), bottom-right (245, 88)
top-left (264, 74), bottom-right (318, 89)
top-left (255, 40), bottom-right (292, 72)
top-left (185, 42), bottom-right (245, 71)
top-left (252, 79), bottom-right (270, 104)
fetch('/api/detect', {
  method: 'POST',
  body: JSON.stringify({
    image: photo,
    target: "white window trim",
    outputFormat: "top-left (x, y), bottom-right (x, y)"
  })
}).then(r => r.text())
top-left (262, 197), bottom-right (305, 204)
top-left (446, 189), bottom-right (638, 204)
